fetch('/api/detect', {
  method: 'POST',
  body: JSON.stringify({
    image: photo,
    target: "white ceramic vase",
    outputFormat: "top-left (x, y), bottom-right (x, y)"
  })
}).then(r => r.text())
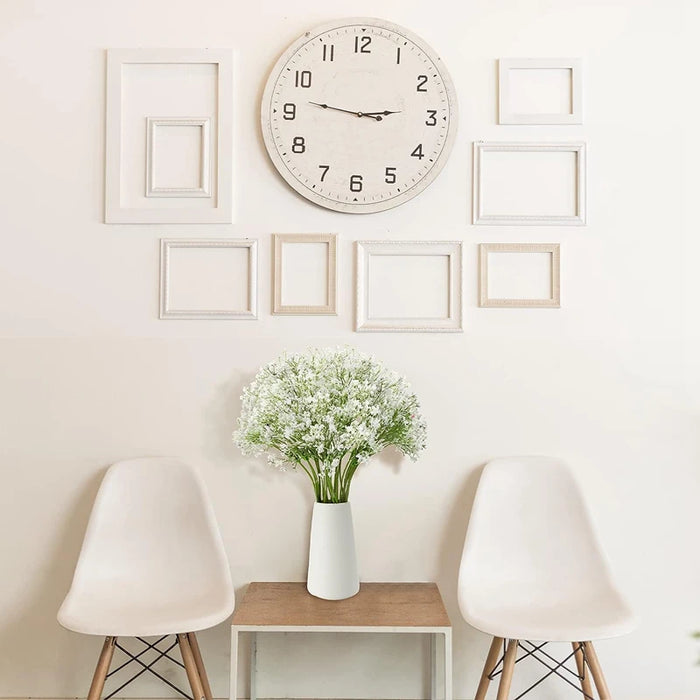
top-left (307, 502), bottom-right (360, 600)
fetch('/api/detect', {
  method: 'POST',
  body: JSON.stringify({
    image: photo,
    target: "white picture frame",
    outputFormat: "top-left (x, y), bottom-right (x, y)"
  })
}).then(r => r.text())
top-left (272, 234), bottom-right (337, 315)
top-left (356, 240), bottom-right (463, 333)
top-left (499, 58), bottom-right (583, 125)
top-left (479, 243), bottom-right (561, 308)
top-left (473, 141), bottom-right (586, 226)
top-left (106, 48), bottom-right (233, 223)
top-left (146, 117), bottom-right (211, 198)
top-left (159, 239), bottom-right (257, 319)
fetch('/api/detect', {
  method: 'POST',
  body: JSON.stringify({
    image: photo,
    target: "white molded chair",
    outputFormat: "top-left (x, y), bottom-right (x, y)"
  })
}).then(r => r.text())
top-left (458, 456), bottom-right (635, 700)
top-left (58, 457), bottom-right (235, 700)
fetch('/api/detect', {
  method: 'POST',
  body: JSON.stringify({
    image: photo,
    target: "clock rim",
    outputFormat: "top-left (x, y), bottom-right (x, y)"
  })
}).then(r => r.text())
top-left (260, 16), bottom-right (459, 214)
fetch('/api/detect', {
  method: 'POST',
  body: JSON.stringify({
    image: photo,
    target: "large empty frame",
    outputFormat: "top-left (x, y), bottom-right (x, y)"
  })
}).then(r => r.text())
top-left (499, 58), bottom-right (583, 125)
top-left (473, 142), bottom-right (586, 226)
top-left (356, 241), bottom-right (463, 332)
top-left (272, 234), bottom-right (337, 315)
top-left (105, 48), bottom-right (233, 223)
top-left (479, 243), bottom-right (560, 308)
top-left (160, 239), bottom-right (257, 319)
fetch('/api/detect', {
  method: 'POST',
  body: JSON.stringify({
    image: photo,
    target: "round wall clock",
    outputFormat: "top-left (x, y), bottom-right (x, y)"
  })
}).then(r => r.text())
top-left (261, 17), bottom-right (458, 214)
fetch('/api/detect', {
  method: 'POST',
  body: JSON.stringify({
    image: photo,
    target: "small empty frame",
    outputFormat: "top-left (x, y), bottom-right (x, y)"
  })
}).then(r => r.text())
top-left (160, 239), bottom-right (257, 319)
top-left (273, 234), bottom-right (337, 315)
top-left (499, 58), bottom-right (582, 124)
top-left (356, 241), bottom-right (463, 332)
top-left (146, 118), bottom-right (211, 197)
top-left (106, 48), bottom-right (233, 223)
top-left (473, 142), bottom-right (586, 226)
top-left (479, 243), bottom-right (560, 308)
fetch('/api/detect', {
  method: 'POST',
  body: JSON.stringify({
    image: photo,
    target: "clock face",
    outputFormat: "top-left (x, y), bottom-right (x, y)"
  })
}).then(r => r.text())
top-left (261, 18), bottom-right (458, 213)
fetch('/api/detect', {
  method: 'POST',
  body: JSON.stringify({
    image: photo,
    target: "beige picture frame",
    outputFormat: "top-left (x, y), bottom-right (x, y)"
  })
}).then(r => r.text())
top-left (272, 234), bottom-right (337, 315)
top-left (479, 243), bottom-right (561, 308)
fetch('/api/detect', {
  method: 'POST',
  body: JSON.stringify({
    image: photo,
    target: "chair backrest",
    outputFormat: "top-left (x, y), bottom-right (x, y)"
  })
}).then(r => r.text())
top-left (459, 456), bottom-right (614, 601)
top-left (68, 457), bottom-right (233, 600)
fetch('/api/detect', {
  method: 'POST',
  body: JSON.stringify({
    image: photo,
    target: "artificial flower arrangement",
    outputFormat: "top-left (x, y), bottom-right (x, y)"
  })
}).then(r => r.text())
top-left (234, 346), bottom-right (427, 502)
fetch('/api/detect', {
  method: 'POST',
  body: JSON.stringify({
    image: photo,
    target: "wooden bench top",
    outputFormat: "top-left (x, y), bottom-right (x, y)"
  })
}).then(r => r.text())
top-left (231, 582), bottom-right (451, 629)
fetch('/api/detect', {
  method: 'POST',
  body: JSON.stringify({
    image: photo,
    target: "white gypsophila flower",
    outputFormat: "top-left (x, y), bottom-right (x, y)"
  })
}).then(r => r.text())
top-left (233, 346), bottom-right (427, 502)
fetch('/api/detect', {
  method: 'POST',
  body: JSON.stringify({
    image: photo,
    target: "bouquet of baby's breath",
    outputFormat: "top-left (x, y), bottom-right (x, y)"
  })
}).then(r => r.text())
top-left (234, 347), bottom-right (427, 503)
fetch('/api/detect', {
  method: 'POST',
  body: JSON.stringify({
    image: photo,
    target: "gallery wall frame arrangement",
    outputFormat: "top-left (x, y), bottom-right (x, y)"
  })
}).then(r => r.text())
top-left (478, 243), bottom-right (561, 308)
top-left (105, 48), bottom-right (233, 224)
top-left (498, 58), bottom-right (583, 125)
top-left (159, 239), bottom-right (258, 319)
top-left (272, 234), bottom-right (337, 315)
top-left (355, 240), bottom-right (463, 333)
top-left (472, 141), bottom-right (586, 226)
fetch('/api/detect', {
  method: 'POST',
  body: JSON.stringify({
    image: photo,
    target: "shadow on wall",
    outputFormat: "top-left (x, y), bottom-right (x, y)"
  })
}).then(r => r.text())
top-left (0, 467), bottom-right (105, 695)
top-left (436, 462), bottom-right (483, 616)
top-left (435, 462), bottom-right (487, 693)
top-left (203, 369), bottom-right (251, 465)
top-left (205, 367), bottom-right (318, 510)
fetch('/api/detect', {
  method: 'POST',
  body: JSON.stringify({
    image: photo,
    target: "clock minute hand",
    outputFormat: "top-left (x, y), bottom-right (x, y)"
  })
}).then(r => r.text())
top-left (308, 101), bottom-right (382, 121)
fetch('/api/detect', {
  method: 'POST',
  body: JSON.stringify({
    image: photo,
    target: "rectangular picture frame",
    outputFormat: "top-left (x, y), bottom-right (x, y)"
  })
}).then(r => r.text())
top-left (479, 243), bottom-right (561, 308)
top-left (272, 233), bottom-right (337, 315)
top-left (146, 117), bottom-right (211, 198)
top-left (159, 239), bottom-right (257, 319)
top-left (473, 141), bottom-right (586, 226)
top-left (106, 48), bottom-right (233, 223)
top-left (356, 240), bottom-right (463, 333)
top-left (499, 58), bottom-right (583, 125)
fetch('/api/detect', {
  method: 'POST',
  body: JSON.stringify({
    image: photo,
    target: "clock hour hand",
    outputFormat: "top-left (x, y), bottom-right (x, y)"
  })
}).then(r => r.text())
top-left (363, 110), bottom-right (402, 117)
top-left (308, 101), bottom-right (382, 121)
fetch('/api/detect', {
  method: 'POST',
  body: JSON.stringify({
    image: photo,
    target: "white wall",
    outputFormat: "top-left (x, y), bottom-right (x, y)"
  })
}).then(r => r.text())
top-left (0, 1), bottom-right (698, 699)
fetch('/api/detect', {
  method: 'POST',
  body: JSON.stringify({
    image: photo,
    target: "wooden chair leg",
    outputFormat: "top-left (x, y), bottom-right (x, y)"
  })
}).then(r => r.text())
top-left (178, 633), bottom-right (205, 700)
top-left (495, 639), bottom-right (518, 700)
top-left (572, 642), bottom-right (594, 699)
top-left (187, 632), bottom-right (213, 700)
top-left (475, 637), bottom-right (503, 700)
top-left (87, 636), bottom-right (116, 700)
top-left (583, 642), bottom-right (611, 700)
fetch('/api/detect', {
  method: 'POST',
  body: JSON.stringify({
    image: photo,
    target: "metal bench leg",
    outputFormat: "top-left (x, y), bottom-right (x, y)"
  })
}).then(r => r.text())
top-left (250, 632), bottom-right (258, 700)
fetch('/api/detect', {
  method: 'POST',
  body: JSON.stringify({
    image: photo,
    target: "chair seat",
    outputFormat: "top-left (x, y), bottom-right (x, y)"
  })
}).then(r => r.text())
top-left (58, 586), bottom-right (235, 637)
top-left (461, 586), bottom-right (636, 642)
